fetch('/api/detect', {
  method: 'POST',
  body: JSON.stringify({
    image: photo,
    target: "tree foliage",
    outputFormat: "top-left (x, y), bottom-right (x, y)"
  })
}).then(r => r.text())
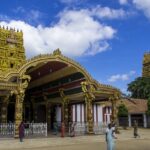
top-left (127, 77), bottom-right (150, 99)
top-left (118, 103), bottom-right (128, 117)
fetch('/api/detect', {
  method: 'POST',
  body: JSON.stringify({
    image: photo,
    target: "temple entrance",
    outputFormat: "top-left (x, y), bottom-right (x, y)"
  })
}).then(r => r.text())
top-left (51, 106), bottom-right (56, 130)
top-left (24, 106), bottom-right (31, 122)
top-left (7, 103), bottom-right (15, 123)
top-left (37, 105), bottom-right (46, 123)
top-left (0, 29), bottom-right (120, 138)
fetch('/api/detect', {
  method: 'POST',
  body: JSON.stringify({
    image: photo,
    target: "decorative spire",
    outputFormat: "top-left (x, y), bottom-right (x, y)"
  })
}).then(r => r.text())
top-left (53, 48), bottom-right (62, 56)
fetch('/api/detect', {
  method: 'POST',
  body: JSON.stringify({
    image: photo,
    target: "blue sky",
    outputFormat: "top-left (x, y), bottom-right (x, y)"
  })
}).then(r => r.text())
top-left (0, 0), bottom-right (150, 93)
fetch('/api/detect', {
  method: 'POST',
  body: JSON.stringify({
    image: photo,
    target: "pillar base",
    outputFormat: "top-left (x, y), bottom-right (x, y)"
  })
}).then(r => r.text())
top-left (14, 135), bottom-right (19, 138)
top-left (87, 131), bottom-right (94, 135)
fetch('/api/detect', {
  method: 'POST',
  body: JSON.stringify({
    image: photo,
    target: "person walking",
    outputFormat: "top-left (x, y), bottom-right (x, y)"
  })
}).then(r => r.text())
top-left (106, 123), bottom-right (117, 150)
top-left (133, 120), bottom-right (140, 138)
top-left (18, 121), bottom-right (25, 142)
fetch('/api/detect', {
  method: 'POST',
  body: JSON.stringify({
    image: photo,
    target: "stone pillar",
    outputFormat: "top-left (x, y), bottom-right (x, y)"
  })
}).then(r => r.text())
top-left (109, 93), bottom-right (120, 125)
top-left (68, 104), bottom-right (72, 123)
top-left (14, 90), bottom-right (25, 138)
top-left (1, 96), bottom-right (9, 123)
top-left (85, 97), bottom-right (94, 133)
top-left (111, 98), bottom-right (118, 124)
top-left (81, 81), bottom-right (95, 134)
top-left (109, 93), bottom-right (120, 133)
top-left (13, 74), bottom-right (30, 137)
top-left (143, 113), bottom-right (147, 128)
top-left (59, 89), bottom-right (69, 129)
top-left (46, 103), bottom-right (51, 131)
top-left (43, 94), bottom-right (51, 130)
top-left (128, 114), bottom-right (131, 127)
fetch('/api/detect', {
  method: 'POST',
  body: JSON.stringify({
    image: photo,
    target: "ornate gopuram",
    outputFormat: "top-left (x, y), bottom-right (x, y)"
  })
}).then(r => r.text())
top-left (0, 27), bottom-right (120, 138)
top-left (142, 52), bottom-right (150, 77)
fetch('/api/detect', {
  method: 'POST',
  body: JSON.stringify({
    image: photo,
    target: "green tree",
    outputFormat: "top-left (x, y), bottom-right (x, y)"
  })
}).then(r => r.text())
top-left (118, 103), bottom-right (128, 117)
top-left (127, 77), bottom-right (150, 99)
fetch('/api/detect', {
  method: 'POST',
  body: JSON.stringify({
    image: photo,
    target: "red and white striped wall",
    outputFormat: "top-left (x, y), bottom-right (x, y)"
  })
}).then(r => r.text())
top-left (93, 104), bottom-right (103, 123)
top-left (55, 104), bottom-right (112, 124)
top-left (103, 106), bottom-right (112, 124)
top-left (72, 104), bottom-right (85, 122)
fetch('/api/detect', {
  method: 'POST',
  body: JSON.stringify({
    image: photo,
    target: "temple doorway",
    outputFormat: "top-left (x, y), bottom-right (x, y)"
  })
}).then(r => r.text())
top-left (37, 105), bottom-right (46, 123)
top-left (7, 103), bottom-right (15, 123)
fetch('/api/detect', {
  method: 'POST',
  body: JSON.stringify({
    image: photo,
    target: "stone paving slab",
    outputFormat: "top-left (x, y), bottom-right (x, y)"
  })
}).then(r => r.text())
top-left (0, 128), bottom-right (150, 150)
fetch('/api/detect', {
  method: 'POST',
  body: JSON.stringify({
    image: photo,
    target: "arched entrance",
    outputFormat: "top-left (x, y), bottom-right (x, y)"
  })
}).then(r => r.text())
top-left (0, 49), bottom-right (120, 138)
top-left (18, 49), bottom-right (95, 134)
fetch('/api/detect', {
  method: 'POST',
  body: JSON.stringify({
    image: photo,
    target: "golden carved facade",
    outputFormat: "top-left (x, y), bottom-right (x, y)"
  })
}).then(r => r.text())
top-left (142, 52), bottom-right (150, 77)
top-left (0, 27), bottom-right (121, 138)
top-left (0, 27), bottom-right (25, 73)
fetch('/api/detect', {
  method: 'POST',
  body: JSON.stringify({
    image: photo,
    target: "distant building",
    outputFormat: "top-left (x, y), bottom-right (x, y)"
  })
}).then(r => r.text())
top-left (121, 99), bottom-right (147, 128)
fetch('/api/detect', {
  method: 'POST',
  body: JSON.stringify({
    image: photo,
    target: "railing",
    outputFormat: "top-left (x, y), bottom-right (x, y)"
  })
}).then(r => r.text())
top-left (0, 122), bottom-right (106, 138)
top-left (24, 123), bottom-right (47, 137)
top-left (69, 122), bottom-right (88, 136)
top-left (0, 123), bottom-right (15, 137)
top-left (68, 122), bottom-right (106, 136)
top-left (0, 123), bottom-right (47, 138)
top-left (93, 122), bottom-right (106, 134)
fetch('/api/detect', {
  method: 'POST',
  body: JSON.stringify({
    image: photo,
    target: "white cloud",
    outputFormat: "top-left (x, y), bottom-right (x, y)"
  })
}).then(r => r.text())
top-left (26, 10), bottom-right (44, 24)
top-left (59, 0), bottom-right (85, 4)
top-left (133, 0), bottom-right (150, 19)
top-left (0, 9), bottom-right (116, 58)
top-left (91, 5), bottom-right (127, 19)
top-left (13, 6), bottom-right (25, 13)
top-left (0, 14), bottom-right (10, 21)
top-left (13, 7), bottom-right (44, 25)
top-left (119, 0), bottom-right (128, 5)
top-left (108, 70), bottom-right (136, 82)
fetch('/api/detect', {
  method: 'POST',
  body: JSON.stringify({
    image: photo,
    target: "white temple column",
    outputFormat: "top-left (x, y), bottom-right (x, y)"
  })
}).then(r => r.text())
top-left (143, 113), bottom-right (147, 128)
top-left (128, 114), bottom-right (131, 127)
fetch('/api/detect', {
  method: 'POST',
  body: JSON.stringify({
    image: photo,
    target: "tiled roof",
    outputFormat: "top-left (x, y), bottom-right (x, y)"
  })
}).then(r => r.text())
top-left (120, 98), bottom-right (147, 113)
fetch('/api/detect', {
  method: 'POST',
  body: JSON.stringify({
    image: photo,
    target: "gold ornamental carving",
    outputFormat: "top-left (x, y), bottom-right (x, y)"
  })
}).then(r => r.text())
top-left (1, 95), bottom-right (10, 123)
top-left (10, 74), bottom-right (30, 138)
top-left (81, 81), bottom-right (95, 133)
top-left (59, 88), bottom-right (69, 126)
top-left (109, 92), bottom-right (120, 124)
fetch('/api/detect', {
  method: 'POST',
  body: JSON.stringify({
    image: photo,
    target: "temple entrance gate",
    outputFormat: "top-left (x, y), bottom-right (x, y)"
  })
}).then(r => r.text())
top-left (0, 49), bottom-right (120, 138)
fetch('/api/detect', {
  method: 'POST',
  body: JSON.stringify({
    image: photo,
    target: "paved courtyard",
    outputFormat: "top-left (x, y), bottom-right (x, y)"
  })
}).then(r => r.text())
top-left (0, 128), bottom-right (150, 150)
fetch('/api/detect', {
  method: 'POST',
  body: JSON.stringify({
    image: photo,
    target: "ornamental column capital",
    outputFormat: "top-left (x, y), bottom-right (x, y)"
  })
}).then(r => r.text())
top-left (81, 81), bottom-right (96, 102)
top-left (59, 88), bottom-right (69, 104)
